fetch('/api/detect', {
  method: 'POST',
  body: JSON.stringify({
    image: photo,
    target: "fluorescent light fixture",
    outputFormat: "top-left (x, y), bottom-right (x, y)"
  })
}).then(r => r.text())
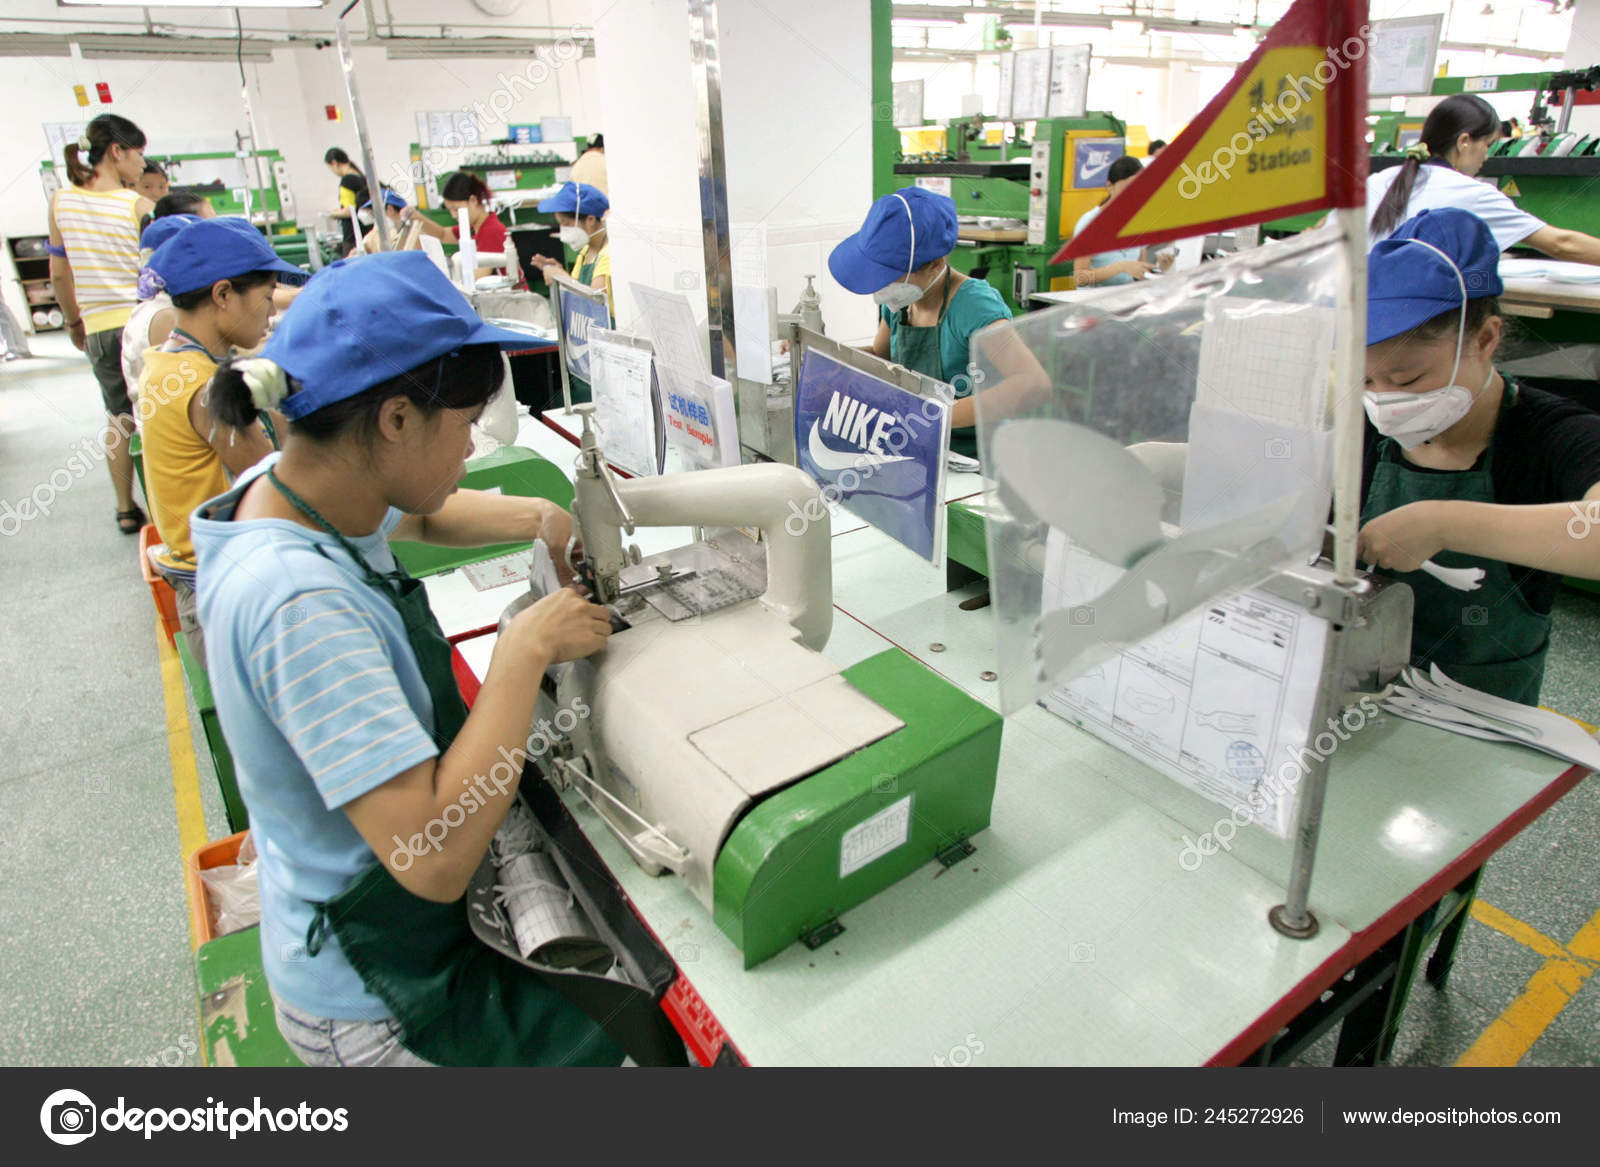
top-left (77, 34), bottom-right (275, 61)
top-left (1143, 18), bottom-right (1249, 38)
top-left (384, 37), bottom-right (593, 59)
top-left (0, 33), bottom-right (73, 57)
top-left (58, 1), bottom-right (323, 8)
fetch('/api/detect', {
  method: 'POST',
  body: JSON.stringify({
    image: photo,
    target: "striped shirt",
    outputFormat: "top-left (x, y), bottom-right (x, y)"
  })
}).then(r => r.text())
top-left (192, 454), bottom-right (439, 1021)
top-left (52, 186), bottom-right (143, 333)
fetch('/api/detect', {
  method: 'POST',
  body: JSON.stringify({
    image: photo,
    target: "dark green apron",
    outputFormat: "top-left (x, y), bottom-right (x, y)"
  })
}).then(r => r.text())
top-left (1360, 382), bottom-right (1551, 705)
top-left (265, 469), bottom-right (623, 1067)
top-left (888, 269), bottom-right (977, 459)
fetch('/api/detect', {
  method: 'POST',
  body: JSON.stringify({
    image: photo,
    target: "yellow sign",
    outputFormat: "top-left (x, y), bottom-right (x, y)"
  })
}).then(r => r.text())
top-left (73, 85), bottom-right (89, 108)
top-left (1123, 47), bottom-right (1329, 236)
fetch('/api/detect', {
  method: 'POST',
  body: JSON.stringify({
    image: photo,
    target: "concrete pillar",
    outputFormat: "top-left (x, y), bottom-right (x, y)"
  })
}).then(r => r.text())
top-left (591, 0), bottom-right (877, 344)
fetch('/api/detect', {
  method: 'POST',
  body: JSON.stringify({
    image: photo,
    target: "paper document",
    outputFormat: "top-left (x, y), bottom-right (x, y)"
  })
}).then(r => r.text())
top-left (589, 328), bottom-right (660, 477)
top-left (1040, 532), bottom-right (1329, 838)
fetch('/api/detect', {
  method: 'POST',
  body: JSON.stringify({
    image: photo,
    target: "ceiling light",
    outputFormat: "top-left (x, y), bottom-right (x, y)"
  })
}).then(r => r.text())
top-left (76, 34), bottom-right (275, 61)
top-left (384, 38), bottom-right (594, 60)
top-left (57, 1), bottom-right (323, 8)
top-left (0, 33), bottom-right (72, 57)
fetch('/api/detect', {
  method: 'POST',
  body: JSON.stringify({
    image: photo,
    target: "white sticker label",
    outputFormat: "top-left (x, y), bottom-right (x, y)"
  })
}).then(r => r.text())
top-left (839, 795), bottom-right (913, 879)
top-left (1464, 76), bottom-right (1499, 92)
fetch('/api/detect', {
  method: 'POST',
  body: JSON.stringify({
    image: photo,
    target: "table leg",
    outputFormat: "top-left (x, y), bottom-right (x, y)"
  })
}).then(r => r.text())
top-left (1425, 867), bottom-right (1484, 989)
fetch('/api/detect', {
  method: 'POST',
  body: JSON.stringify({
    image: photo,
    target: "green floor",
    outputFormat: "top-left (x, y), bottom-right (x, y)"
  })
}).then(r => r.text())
top-left (1, 333), bottom-right (1595, 1066)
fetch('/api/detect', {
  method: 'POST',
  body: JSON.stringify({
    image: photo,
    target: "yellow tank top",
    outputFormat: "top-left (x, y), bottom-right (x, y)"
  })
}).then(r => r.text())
top-left (52, 186), bottom-right (143, 333)
top-left (139, 348), bottom-right (226, 572)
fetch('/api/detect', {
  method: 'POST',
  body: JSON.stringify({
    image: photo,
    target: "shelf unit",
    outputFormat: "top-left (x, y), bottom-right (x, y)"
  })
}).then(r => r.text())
top-left (7, 235), bottom-right (62, 332)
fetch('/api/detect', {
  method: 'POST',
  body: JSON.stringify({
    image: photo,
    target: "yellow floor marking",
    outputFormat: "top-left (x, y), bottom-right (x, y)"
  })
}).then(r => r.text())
top-left (1470, 899), bottom-right (1571, 962)
top-left (1455, 903), bottom-right (1600, 1067)
top-left (157, 619), bottom-right (209, 949)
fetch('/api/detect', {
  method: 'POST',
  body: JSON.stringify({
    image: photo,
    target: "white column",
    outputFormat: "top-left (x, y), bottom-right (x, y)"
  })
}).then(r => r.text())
top-left (591, 0), bottom-right (877, 342)
top-left (1562, 0), bottom-right (1600, 135)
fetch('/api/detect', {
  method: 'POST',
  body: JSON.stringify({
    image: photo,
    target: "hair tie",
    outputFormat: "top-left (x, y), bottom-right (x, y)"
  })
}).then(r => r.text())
top-left (1403, 142), bottom-right (1430, 161)
top-left (237, 358), bottom-right (289, 410)
top-left (136, 267), bottom-right (165, 301)
top-left (76, 134), bottom-right (92, 151)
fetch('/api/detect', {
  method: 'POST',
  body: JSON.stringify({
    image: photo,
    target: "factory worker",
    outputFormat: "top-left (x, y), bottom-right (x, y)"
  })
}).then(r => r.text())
top-left (830, 185), bottom-right (1047, 460)
top-left (1369, 94), bottom-right (1600, 265)
top-left (358, 187), bottom-right (410, 254)
top-left (121, 212), bottom-right (200, 405)
top-left (1360, 209), bottom-right (1600, 704)
top-left (139, 216), bottom-right (302, 661)
top-left (190, 252), bottom-right (621, 1067)
top-left (405, 172), bottom-right (511, 279)
top-left (1071, 156), bottom-right (1160, 287)
top-left (528, 180), bottom-right (612, 315)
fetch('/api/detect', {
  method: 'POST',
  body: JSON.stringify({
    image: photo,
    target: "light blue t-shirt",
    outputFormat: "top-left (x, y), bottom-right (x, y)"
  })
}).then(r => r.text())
top-left (880, 276), bottom-right (1012, 394)
top-left (192, 454), bottom-right (439, 1021)
top-left (1072, 204), bottom-right (1142, 286)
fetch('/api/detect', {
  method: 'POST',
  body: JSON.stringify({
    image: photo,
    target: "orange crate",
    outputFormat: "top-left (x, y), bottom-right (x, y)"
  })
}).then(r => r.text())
top-left (186, 830), bottom-right (248, 947)
top-left (139, 524), bottom-right (181, 647)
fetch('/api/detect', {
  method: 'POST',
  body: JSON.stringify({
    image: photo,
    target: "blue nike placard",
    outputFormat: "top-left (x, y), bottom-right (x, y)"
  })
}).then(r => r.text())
top-left (558, 283), bottom-right (611, 383)
top-left (794, 350), bottom-right (949, 563)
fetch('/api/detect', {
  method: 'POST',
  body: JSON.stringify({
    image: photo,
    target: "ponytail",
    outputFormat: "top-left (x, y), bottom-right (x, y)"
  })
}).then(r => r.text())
top-left (1370, 94), bottom-right (1500, 237)
top-left (210, 357), bottom-right (296, 431)
top-left (63, 114), bottom-right (147, 187)
top-left (440, 171), bottom-right (492, 204)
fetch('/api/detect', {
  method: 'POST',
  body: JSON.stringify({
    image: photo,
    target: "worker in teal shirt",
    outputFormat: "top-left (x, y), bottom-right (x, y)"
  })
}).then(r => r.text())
top-left (829, 186), bottom-right (1047, 460)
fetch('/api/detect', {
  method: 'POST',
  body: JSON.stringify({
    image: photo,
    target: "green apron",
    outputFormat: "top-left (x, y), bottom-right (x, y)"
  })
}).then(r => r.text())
top-left (265, 470), bottom-right (624, 1067)
top-left (888, 270), bottom-right (977, 459)
top-left (1360, 382), bottom-right (1551, 705)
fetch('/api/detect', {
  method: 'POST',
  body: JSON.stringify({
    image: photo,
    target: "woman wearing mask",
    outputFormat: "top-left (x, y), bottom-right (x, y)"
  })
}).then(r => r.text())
top-left (1368, 93), bottom-right (1600, 264)
top-left (1071, 156), bottom-right (1161, 288)
top-left (829, 186), bottom-right (1047, 460)
top-left (406, 172), bottom-right (510, 280)
top-left (528, 181), bottom-right (611, 315)
top-left (47, 113), bottom-right (156, 533)
top-left (1360, 209), bottom-right (1600, 704)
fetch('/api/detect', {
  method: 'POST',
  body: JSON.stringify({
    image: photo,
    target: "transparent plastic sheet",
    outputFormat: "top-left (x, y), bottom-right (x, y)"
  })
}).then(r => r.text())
top-left (973, 227), bottom-right (1344, 717)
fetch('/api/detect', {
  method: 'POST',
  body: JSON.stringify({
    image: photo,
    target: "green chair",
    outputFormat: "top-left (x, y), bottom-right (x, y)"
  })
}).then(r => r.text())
top-left (195, 926), bottom-right (302, 1067)
top-left (391, 445), bottom-right (575, 578)
top-left (175, 633), bottom-right (249, 834)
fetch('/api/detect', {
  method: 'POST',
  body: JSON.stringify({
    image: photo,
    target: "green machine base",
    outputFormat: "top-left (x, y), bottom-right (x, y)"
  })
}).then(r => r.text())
top-left (712, 648), bottom-right (1002, 968)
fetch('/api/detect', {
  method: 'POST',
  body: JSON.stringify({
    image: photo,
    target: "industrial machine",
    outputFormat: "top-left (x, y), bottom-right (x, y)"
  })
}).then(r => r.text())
top-left (500, 406), bottom-right (1002, 968)
top-left (891, 113), bottom-right (1135, 312)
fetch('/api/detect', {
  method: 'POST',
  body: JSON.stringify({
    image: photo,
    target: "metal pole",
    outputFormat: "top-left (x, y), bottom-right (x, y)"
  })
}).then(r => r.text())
top-left (1269, 203), bottom-right (1369, 939)
top-left (336, 3), bottom-right (392, 252)
top-left (1557, 86), bottom-right (1575, 134)
top-left (553, 283), bottom-right (574, 413)
top-left (688, 0), bottom-right (736, 385)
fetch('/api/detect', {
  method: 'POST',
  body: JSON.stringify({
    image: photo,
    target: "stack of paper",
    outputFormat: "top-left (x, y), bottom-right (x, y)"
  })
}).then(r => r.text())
top-left (1381, 664), bottom-right (1600, 771)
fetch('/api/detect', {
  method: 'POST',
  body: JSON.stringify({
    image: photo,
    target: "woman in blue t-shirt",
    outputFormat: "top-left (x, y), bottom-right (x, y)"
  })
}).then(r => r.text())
top-left (829, 186), bottom-right (1048, 459)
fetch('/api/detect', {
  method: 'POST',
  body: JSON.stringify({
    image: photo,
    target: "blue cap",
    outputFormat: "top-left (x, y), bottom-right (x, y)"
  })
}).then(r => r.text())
top-left (140, 213), bottom-right (200, 253)
top-left (536, 181), bottom-right (609, 218)
top-left (147, 217), bottom-right (302, 297)
top-left (262, 251), bottom-right (543, 422)
top-left (360, 188), bottom-right (407, 213)
top-left (1368, 209), bottom-right (1503, 345)
top-left (828, 186), bottom-right (958, 294)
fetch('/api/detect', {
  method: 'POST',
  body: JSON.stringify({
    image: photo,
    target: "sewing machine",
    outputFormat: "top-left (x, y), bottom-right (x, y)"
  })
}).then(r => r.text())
top-left (501, 406), bottom-right (1002, 967)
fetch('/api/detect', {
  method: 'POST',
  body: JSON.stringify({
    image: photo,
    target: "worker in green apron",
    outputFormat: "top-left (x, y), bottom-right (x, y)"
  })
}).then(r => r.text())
top-left (1359, 209), bottom-right (1600, 705)
top-left (190, 253), bottom-right (625, 1066)
top-left (830, 186), bottom-right (1047, 461)
top-left (530, 180), bottom-right (612, 316)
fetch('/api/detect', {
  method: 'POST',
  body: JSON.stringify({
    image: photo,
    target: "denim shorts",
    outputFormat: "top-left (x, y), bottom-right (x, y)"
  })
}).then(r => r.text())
top-left (85, 327), bottom-right (132, 416)
top-left (270, 991), bottom-right (435, 1068)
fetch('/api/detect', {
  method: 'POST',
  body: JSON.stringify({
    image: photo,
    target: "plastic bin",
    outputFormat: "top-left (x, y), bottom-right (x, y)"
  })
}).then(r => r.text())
top-left (138, 524), bottom-right (181, 647)
top-left (186, 830), bottom-right (247, 947)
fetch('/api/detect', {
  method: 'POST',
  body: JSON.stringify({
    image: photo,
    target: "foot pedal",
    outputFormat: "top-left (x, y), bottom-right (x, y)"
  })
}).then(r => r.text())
top-left (936, 839), bottom-right (976, 868)
top-left (800, 918), bottom-right (844, 950)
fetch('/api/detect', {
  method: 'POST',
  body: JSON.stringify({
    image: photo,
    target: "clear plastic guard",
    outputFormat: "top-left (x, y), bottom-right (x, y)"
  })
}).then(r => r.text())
top-left (973, 227), bottom-right (1345, 716)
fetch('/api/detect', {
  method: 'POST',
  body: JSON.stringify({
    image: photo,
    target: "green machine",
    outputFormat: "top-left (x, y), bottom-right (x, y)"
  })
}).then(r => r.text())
top-left (509, 412), bottom-right (1004, 969)
top-left (891, 114), bottom-right (1132, 314)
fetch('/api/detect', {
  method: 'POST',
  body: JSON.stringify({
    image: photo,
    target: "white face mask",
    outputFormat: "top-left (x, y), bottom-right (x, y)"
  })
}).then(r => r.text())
top-left (558, 223), bottom-right (590, 248)
top-left (870, 192), bottom-right (941, 310)
top-left (1364, 239), bottom-right (1494, 449)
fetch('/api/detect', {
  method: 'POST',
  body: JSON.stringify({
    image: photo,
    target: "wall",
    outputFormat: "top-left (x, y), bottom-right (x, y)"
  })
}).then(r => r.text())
top-left (0, 0), bottom-right (599, 322)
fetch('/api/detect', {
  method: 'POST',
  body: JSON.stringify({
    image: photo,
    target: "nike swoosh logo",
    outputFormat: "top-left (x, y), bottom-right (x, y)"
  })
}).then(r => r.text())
top-left (807, 421), bottom-right (914, 473)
